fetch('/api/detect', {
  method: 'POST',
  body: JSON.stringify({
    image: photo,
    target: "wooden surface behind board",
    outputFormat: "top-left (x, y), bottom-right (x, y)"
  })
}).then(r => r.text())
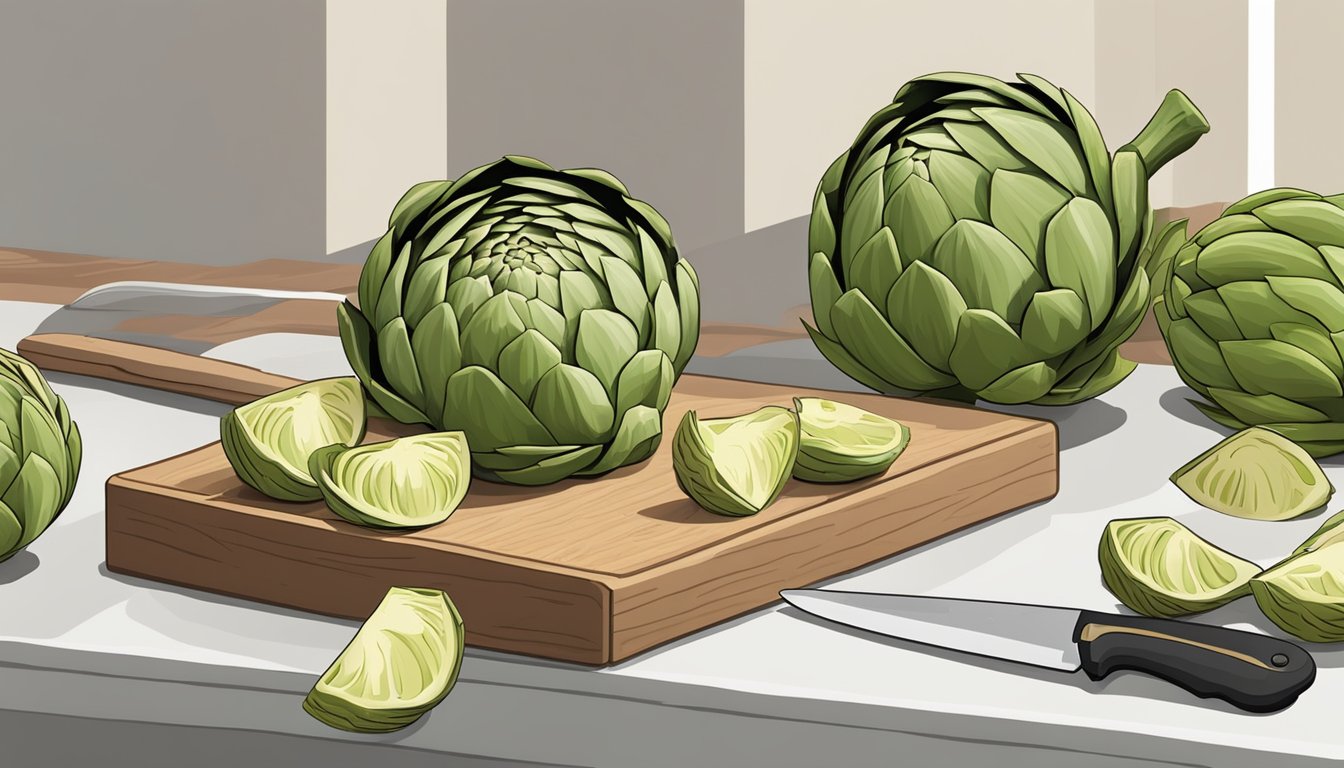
top-left (106, 374), bottom-right (1058, 665)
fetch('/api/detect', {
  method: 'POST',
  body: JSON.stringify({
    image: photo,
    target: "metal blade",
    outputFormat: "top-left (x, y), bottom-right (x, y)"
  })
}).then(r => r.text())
top-left (780, 589), bottom-right (1083, 672)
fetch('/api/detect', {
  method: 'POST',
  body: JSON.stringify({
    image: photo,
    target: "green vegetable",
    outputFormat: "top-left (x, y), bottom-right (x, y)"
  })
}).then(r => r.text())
top-left (303, 586), bottom-right (464, 732)
top-left (220, 377), bottom-right (366, 502)
top-left (1171, 427), bottom-right (1332, 521)
top-left (793, 397), bottom-right (908, 482)
top-left (1153, 187), bottom-right (1344, 457)
top-left (1252, 544), bottom-right (1344, 643)
top-left (310, 433), bottom-right (471, 529)
top-left (1098, 517), bottom-right (1259, 617)
top-left (1292, 510), bottom-right (1344, 557)
top-left (672, 406), bottom-right (799, 516)
top-left (806, 72), bottom-right (1208, 404)
top-left (0, 348), bottom-right (82, 562)
top-left (339, 155), bottom-right (700, 486)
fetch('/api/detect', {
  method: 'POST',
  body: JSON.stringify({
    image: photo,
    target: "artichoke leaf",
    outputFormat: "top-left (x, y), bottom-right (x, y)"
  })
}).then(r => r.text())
top-left (987, 169), bottom-right (1071, 271)
top-left (793, 397), bottom-right (909, 483)
top-left (672, 406), bottom-right (799, 516)
top-left (311, 433), bottom-right (471, 529)
top-left (1044, 197), bottom-right (1116, 332)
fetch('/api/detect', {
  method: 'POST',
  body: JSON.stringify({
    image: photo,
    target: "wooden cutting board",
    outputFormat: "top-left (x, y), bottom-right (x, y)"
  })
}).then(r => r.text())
top-left (105, 374), bottom-right (1058, 665)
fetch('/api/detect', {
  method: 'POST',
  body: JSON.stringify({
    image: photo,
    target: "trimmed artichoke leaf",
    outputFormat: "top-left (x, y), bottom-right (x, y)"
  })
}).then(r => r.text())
top-left (575, 309), bottom-right (638, 396)
top-left (220, 377), bottom-right (367, 502)
top-left (1220, 339), bottom-right (1343, 399)
top-left (410, 304), bottom-right (463, 422)
top-left (987, 169), bottom-right (1071, 270)
top-left (793, 397), bottom-right (909, 483)
top-left (832, 289), bottom-right (957, 390)
top-left (1044, 197), bottom-right (1116, 332)
top-left (882, 173), bottom-right (955, 264)
top-left (1172, 427), bottom-right (1333, 521)
top-left (614, 350), bottom-right (675, 414)
top-left (441, 367), bottom-right (556, 451)
top-left (972, 107), bottom-right (1088, 196)
top-left (1223, 187), bottom-right (1321, 217)
top-left (948, 309), bottom-right (1033, 392)
top-left (930, 219), bottom-right (1043, 322)
top-left (311, 433), bottom-right (470, 529)
top-left (1020, 288), bottom-right (1088, 358)
top-left (808, 251), bottom-right (843, 338)
top-left (1099, 517), bottom-right (1259, 618)
top-left (1266, 276), bottom-right (1344, 333)
top-left (1195, 232), bottom-right (1334, 286)
top-left (886, 260), bottom-right (966, 372)
top-left (304, 587), bottom-right (464, 733)
top-left (848, 227), bottom-right (902, 308)
top-left (1254, 199), bottom-right (1344, 248)
top-left (808, 184), bottom-right (839, 263)
top-left (1194, 214), bottom-right (1272, 247)
top-left (672, 406), bottom-right (799, 517)
top-left (377, 318), bottom-right (426, 407)
top-left (926, 150), bottom-right (990, 222)
top-left (532, 364), bottom-right (616, 445)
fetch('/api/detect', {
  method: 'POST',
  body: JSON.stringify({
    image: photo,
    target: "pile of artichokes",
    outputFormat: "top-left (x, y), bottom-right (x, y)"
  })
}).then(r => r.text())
top-left (806, 72), bottom-right (1208, 405)
top-left (0, 347), bottom-right (81, 561)
top-left (340, 156), bottom-right (699, 486)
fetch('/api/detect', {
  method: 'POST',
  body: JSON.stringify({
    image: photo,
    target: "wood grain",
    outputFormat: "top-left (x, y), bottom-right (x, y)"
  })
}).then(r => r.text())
top-left (17, 334), bottom-right (300, 405)
top-left (105, 374), bottom-right (1058, 665)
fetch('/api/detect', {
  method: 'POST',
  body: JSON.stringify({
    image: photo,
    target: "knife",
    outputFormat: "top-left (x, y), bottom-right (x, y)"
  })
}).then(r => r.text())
top-left (779, 589), bottom-right (1315, 713)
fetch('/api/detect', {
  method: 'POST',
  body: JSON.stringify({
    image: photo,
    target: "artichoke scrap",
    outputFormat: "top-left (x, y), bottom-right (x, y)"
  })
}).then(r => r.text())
top-left (220, 377), bottom-right (366, 502)
top-left (673, 406), bottom-right (800, 517)
top-left (310, 433), bottom-right (471, 529)
top-left (339, 156), bottom-right (700, 486)
top-left (1251, 512), bottom-right (1344, 643)
top-left (1099, 517), bottom-right (1260, 618)
top-left (1154, 188), bottom-right (1344, 458)
top-left (0, 348), bottom-right (82, 561)
top-left (793, 397), bottom-right (909, 483)
top-left (1171, 427), bottom-right (1332, 521)
top-left (807, 72), bottom-right (1209, 404)
top-left (304, 586), bottom-right (464, 733)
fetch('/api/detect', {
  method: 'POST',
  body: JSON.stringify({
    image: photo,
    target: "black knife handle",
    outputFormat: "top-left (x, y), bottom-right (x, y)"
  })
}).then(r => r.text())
top-left (1074, 611), bottom-right (1315, 713)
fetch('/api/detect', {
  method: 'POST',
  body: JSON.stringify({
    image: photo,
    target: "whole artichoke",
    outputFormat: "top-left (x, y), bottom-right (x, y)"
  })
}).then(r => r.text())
top-left (1154, 188), bottom-right (1344, 458)
top-left (340, 155), bottom-right (700, 485)
top-left (0, 347), bottom-right (82, 561)
top-left (806, 72), bottom-right (1209, 404)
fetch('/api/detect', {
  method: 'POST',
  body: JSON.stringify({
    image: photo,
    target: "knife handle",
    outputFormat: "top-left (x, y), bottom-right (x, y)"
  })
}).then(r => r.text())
top-left (1073, 610), bottom-right (1315, 713)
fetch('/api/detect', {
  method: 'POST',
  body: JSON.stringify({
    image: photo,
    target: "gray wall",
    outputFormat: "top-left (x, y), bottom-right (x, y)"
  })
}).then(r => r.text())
top-left (0, 0), bottom-right (325, 265)
top-left (443, 0), bottom-right (745, 254)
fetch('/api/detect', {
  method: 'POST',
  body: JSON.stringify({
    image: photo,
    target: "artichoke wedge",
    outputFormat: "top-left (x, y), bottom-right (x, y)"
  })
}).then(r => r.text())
top-left (1099, 517), bottom-right (1261, 617)
top-left (303, 586), bottom-right (464, 733)
top-left (220, 377), bottom-right (366, 502)
top-left (793, 397), bottom-right (908, 483)
top-left (1171, 427), bottom-right (1332, 521)
top-left (1252, 546), bottom-right (1344, 643)
top-left (1292, 510), bottom-right (1344, 557)
top-left (672, 406), bottom-right (799, 516)
top-left (310, 433), bottom-right (470, 529)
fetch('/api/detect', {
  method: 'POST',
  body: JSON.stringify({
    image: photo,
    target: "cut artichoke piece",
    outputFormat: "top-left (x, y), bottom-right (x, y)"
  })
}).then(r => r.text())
top-left (1098, 517), bottom-right (1261, 617)
top-left (1293, 510), bottom-right (1344, 557)
top-left (220, 377), bottom-right (366, 502)
top-left (1171, 427), bottom-right (1332, 521)
top-left (303, 586), bottom-right (464, 733)
top-left (1252, 546), bottom-right (1344, 642)
top-left (309, 432), bottom-right (470, 529)
top-left (672, 406), bottom-right (799, 516)
top-left (792, 397), bottom-right (909, 483)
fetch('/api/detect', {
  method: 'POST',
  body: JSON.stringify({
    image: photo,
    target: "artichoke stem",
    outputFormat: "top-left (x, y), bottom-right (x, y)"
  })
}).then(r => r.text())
top-left (1123, 89), bottom-right (1210, 177)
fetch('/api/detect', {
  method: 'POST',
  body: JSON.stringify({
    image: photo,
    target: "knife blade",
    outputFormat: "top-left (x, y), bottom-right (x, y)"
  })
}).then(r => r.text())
top-left (780, 589), bottom-right (1316, 713)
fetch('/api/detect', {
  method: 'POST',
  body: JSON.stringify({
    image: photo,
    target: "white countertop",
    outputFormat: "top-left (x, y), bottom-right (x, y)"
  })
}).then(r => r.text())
top-left (2, 299), bottom-right (1341, 767)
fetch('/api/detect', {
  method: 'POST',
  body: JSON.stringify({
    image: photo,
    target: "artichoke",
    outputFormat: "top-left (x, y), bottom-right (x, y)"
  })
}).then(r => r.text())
top-left (1098, 517), bottom-right (1259, 618)
top-left (339, 156), bottom-right (700, 485)
top-left (0, 348), bottom-right (82, 561)
top-left (1170, 427), bottom-right (1332, 521)
top-left (1154, 188), bottom-right (1344, 457)
top-left (310, 433), bottom-right (471, 529)
top-left (806, 72), bottom-right (1209, 404)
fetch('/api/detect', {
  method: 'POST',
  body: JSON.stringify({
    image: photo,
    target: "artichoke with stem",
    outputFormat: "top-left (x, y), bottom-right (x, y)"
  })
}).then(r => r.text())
top-left (806, 72), bottom-right (1208, 404)
top-left (0, 347), bottom-right (82, 561)
top-left (1153, 188), bottom-right (1344, 457)
top-left (340, 156), bottom-right (700, 485)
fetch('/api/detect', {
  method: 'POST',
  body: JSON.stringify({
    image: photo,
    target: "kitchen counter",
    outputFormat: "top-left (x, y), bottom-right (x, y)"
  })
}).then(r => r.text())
top-left (3, 294), bottom-right (1342, 768)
